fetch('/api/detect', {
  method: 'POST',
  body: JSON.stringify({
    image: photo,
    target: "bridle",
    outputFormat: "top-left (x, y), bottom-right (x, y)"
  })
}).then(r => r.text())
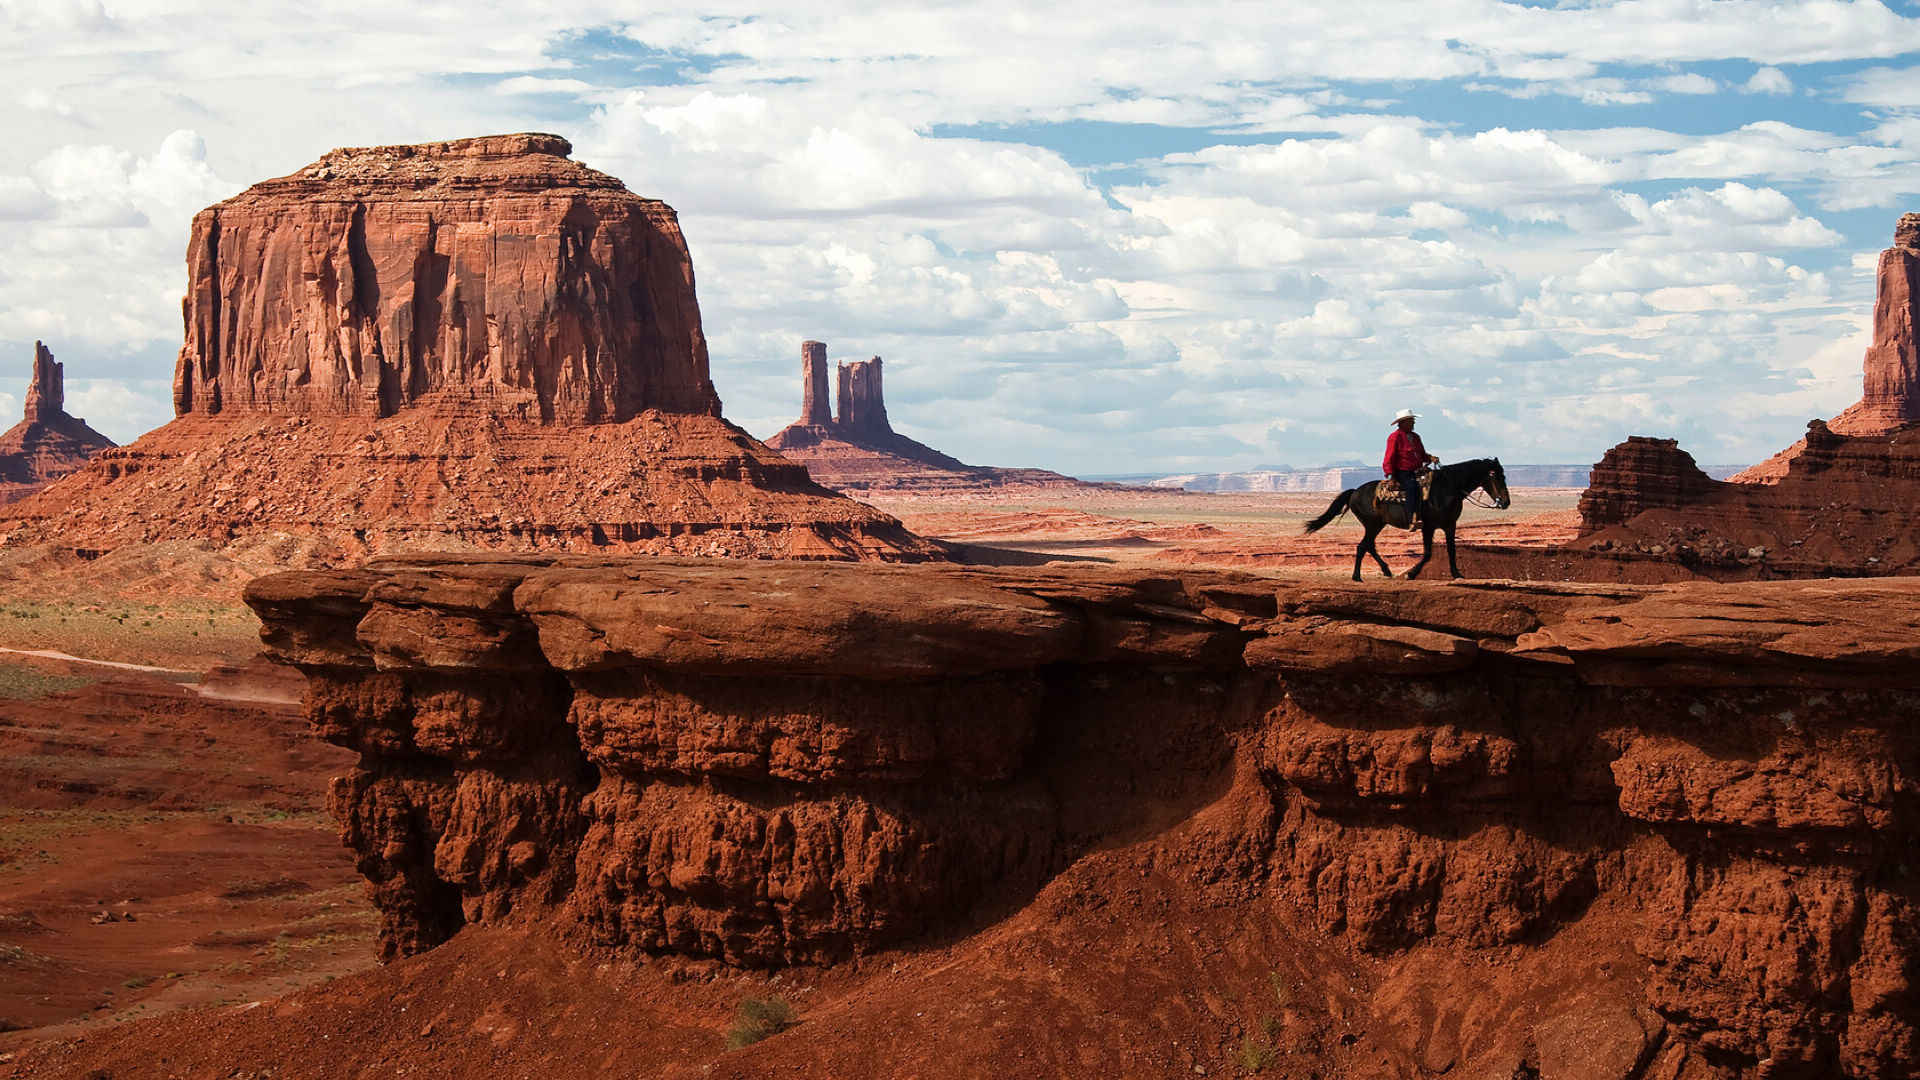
top-left (1461, 464), bottom-right (1509, 510)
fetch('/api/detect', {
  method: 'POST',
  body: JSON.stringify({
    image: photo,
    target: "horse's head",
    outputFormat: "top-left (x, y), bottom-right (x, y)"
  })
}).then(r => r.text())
top-left (1483, 458), bottom-right (1512, 509)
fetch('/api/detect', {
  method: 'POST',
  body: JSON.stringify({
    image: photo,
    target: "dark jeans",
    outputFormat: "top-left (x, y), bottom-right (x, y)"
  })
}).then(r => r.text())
top-left (1390, 470), bottom-right (1421, 514)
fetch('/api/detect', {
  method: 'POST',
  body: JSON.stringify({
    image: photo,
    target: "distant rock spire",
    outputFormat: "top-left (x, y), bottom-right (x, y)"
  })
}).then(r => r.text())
top-left (835, 356), bottom-right (890, 436)
top-left (800, 341), bottom-right (833, 426)
top-left (24, 341), bottom-right (62, 424)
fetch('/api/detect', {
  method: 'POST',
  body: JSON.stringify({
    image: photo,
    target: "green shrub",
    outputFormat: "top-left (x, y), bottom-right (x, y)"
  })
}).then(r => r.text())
top-left (725, 994), bottom-right (797, 1050)
top-left (1236, 1035), bottom-right (1276, 1073)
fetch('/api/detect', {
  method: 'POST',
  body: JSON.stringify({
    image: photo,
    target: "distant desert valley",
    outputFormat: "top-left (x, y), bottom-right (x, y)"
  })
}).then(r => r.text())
top-left (0, 130), bottom-right (1916, 1080)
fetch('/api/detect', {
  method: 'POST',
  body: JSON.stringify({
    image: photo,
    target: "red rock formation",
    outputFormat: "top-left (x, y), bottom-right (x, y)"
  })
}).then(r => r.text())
top-left (249, 557), bottom-right (1920, 1078)
top-left (834, 355), bottom-right (888, 435)
top-left (0, 342), bottom-right (115, 504)
top-left (24, 340), bottom-right (62, 423)
top-left (1736, 212), bottom-right (1920, 482)
top-left (172, 133), bottom-right (719, 423)
top-left (1576, 436), bottom-right (1723, 533)
top-left (766, 339), bottom-right (1134, 494)
top-left (0, 139), bottom-right (939, 563)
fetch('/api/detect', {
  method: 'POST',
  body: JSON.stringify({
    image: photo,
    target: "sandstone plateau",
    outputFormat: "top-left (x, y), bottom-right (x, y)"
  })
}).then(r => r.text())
top-left (0, 342), bottom-right (114, 504)
top-left (30, 557), bottom-right (1889, 1079)
top-left (765, 339), bottom-right (1136, 494)
top-left (0, 137), bottom-right (937, 568)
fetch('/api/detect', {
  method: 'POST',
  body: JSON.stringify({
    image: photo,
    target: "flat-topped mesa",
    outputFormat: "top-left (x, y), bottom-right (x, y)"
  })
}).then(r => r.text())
top-left (24, 341), bottom-right (62, 423)
top-left (1832, 211), bottom-right (1920, 436)
top-left (0, 151), bottom-right (939, 562)
top-left (172, 132), bottom-right (721, 423)
top-left (835, 356), bottom-right (889, 436)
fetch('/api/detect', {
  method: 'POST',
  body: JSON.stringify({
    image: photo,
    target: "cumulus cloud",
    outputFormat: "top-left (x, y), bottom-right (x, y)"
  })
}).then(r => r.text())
top-left (1744, 66), bottom-right (1794, 95)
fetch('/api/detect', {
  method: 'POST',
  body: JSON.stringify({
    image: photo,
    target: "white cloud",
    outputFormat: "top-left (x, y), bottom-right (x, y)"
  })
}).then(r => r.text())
top-left (1744, 66), bottom-right (1793, 95)
top-left (1651, 73), bottom-right (1720, 95)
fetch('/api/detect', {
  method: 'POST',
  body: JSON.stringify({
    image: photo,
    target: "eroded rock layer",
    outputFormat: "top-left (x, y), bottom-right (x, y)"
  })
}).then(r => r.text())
top-left (251, 558), bottom-right (1920, 1079)
top-left (1577, 436), bottom-right (1721, 530)
top-left (0, 342), bottom-right (114, 504)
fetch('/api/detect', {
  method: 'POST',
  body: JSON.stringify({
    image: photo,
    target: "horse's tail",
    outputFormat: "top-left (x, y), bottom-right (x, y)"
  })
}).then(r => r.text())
top-left (1302, 489), bottom-right (1355, 534)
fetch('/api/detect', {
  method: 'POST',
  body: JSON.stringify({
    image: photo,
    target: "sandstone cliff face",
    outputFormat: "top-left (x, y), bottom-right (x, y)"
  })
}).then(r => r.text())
top-left (1832, 212), bottom-right (1920, 436)
top-left (173, 133), bottom-right (719, 423)
top-left (0, 342), bottom-right (115, 504)
top-left (1577, 436), bottom-right (1723, 533)
top-left (252, 558), bottom-right (1920, 1079)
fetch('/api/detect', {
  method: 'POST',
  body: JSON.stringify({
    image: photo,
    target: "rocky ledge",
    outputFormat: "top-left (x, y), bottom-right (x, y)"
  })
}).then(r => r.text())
top-left (248, 559), bottom-right (1920, 1078)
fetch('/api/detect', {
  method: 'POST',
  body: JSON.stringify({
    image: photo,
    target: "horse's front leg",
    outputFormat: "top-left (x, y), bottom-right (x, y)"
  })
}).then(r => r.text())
top-left (1447, 526), bottom-right (1461, 578)
top-left (1408, 525), bottom-right (1434, 579)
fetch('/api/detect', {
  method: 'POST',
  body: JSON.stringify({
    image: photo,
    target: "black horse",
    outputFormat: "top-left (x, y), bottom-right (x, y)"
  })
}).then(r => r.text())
top-left (1302, 458), bottom-right (1512, 581)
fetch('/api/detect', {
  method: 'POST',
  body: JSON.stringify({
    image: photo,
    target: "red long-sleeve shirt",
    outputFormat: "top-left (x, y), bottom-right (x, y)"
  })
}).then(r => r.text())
top-left (1383, 428), bottom-right (1426, 475)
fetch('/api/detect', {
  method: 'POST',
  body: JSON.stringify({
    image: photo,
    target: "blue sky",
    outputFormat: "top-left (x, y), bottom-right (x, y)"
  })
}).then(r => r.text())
top-left (1, 1), bottom-right (1917, 473)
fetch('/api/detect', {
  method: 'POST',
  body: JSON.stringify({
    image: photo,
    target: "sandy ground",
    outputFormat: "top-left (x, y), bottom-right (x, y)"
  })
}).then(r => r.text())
top-left (869, 488), bottom-right (1584, 574)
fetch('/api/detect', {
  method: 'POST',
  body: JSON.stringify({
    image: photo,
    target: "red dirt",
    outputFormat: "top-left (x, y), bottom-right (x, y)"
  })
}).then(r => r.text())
top-left (0, 656), bottom-right (368, 1058)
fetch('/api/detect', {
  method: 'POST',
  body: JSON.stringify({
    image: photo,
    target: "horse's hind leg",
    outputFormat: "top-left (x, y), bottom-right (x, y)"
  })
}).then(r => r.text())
top-left (1447, 526), bottom-right (1461, 578)
top-left (1352, 537), bottom-right (1365, 582)
top-left (1365, 524), bottom-right (1393, 578)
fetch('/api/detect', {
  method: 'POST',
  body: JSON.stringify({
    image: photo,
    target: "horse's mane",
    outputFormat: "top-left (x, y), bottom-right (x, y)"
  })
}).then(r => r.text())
top-left (1437, 457), bottom-right (1498, 479)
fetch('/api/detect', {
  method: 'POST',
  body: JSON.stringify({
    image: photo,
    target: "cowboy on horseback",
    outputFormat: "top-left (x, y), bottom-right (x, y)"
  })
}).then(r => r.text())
top-left (1383, 408), bottom-right (1439, 525)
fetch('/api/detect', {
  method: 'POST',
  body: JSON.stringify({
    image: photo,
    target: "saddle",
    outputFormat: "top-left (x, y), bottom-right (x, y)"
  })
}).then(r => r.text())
top-left (1374, 468), bottom-right (1434, 505)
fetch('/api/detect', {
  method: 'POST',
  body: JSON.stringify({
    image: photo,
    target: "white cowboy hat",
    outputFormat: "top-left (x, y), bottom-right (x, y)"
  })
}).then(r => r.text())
top-left (1389, 408), bottom-right (1419, 426)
